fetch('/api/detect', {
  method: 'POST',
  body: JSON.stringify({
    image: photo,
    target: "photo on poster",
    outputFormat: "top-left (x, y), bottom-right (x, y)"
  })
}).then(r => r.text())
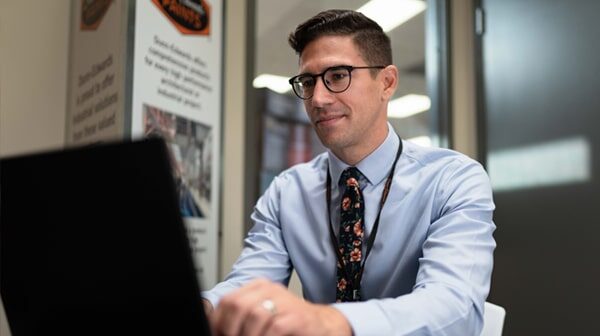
top-left (143, 103), bottom-right (212, 219)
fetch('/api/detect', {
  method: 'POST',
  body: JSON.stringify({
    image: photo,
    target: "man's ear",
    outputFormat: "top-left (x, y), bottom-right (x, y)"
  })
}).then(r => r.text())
top-left (380, 65), bottom-right (399, 101)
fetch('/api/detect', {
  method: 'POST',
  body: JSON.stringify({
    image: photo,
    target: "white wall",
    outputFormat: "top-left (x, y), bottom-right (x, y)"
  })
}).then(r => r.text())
top-left (451, 0), bottom-right (478, 159)
top-left (0, 1), bottom-right (70, 334)
top-left (220, 0), bottom-right (247, 279)
top-left (0, 0), bottom-right (70, 157)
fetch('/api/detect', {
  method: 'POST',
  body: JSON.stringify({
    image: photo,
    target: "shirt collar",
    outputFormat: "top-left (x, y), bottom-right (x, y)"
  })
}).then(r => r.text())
top-left (328, 123), bottom-right (400, 187)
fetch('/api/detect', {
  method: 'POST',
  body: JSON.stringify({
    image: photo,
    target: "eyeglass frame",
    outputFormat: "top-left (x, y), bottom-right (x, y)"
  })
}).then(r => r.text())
top-left (288, 65), bottom-right (386, 100)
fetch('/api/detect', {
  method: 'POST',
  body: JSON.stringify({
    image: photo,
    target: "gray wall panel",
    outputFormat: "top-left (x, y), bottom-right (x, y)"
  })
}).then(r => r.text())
top-left (480, 0), bottom-right (600, 334)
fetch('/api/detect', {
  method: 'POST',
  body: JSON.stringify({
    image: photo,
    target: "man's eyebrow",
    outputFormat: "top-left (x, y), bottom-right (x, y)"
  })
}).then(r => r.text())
top-left (297, 64), bottom-right (350, 76)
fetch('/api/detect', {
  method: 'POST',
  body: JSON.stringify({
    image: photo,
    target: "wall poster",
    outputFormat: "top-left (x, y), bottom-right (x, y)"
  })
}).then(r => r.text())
top-left (66, 0), bottom-right (125, 145)
top-left (132, 0), bottom-right (222, 288)
top-left (67, 0), bottom-right (223, 288)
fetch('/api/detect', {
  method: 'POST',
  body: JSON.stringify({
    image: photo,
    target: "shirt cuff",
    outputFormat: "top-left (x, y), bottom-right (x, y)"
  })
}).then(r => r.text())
top-left (332, 301), bottom-right (393, 336)
top-left (202, 290), bottom-right (222, 310)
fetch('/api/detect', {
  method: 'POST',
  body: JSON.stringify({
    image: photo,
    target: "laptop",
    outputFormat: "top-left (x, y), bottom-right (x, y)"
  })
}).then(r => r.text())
top-left (0, 138), bottom-right (211, 335)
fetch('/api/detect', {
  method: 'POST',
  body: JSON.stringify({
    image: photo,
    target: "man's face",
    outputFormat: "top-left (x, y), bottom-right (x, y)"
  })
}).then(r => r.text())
top-left (298, 35), bottom-right (394, 158)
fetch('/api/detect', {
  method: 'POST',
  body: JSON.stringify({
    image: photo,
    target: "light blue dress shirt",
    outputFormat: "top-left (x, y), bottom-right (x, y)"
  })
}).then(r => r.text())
top-left (203, 124), bottom-right (496, 335)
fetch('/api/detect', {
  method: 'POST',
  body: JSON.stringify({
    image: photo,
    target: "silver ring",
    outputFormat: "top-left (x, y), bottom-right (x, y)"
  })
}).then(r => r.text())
top-left (261, 299), bottom-right (277, 315)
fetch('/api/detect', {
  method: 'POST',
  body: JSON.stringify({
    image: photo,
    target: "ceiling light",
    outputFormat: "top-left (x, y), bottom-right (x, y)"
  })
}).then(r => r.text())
top-left (357, 0), bottom-right (427, 32)
top-left (253, 74), bottom-right (291, 94)
top-left (388, 94), bottom-right (431, 119)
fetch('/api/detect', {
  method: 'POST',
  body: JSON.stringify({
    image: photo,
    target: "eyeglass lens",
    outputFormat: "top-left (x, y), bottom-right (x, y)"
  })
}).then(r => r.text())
top-left (293, 67), bottom-right (351, 99)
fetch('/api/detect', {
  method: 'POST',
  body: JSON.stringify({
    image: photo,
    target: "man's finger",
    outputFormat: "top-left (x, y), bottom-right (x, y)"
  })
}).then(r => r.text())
top-left (240, 300), bottom-right (277, 336)
top-left (212, 281), bottom-right (274, 335)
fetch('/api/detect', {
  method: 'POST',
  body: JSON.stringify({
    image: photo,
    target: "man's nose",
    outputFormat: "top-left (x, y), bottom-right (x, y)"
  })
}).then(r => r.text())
top-left (310, 77), bottom-right (334, 106)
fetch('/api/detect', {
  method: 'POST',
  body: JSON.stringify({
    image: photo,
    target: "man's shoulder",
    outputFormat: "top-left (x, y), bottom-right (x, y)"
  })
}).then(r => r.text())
top-left (399, 140), bottom-right (493, 210)
top-left (274, 152), bottom-right (329, 184)
top-left (256, 152), bottom-right (329, 214)
top-left (401, 139), bottom-right (480, 170)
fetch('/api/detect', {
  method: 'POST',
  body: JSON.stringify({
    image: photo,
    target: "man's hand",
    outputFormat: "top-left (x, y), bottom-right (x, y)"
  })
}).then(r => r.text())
top-left (210, 278), bottom-right (352, 336)
top-left (202, 298), bottom-right (214, 315)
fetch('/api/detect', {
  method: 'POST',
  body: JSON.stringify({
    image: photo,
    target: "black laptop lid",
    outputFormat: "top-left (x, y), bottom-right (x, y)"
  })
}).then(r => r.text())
top-left (0, 138), bottom-right (210, 335)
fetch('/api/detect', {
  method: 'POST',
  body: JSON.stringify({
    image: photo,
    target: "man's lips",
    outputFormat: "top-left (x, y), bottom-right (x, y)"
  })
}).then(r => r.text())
top-left (316, 115), bottom-right (345, 126)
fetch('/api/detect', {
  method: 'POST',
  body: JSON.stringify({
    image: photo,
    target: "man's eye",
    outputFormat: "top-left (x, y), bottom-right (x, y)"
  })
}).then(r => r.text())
top-left (300, 78), bottom-right (315, 87)
top-left (329, 72), bottom-right (348, 81)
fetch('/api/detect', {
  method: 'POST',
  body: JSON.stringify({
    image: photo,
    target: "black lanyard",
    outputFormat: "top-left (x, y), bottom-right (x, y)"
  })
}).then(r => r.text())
top-left (326, 137), bottom-right (402, 294)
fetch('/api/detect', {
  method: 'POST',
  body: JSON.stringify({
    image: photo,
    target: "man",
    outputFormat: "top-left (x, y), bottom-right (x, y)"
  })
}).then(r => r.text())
top-left (203, 9), bottom-right (496, 336)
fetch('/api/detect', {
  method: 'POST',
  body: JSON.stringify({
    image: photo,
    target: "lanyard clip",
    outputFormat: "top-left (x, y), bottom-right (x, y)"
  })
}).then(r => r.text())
top-left (352, 289), bottom-right (360, 301)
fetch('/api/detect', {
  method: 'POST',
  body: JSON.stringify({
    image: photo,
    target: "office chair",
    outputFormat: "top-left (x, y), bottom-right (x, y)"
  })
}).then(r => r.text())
top-left (481, 302), bottom-right (506, 336)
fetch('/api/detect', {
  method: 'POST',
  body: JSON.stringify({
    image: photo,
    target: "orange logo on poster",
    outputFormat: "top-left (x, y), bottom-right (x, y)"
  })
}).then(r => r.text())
top-left (152, 0), bottom-right (211, 36)
top-left (80, 0), bottom-right (113, 31)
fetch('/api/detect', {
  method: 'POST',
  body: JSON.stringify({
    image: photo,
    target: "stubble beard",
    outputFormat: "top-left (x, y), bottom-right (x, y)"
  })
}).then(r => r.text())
top-left (315, 126), bottom-right (355, 154)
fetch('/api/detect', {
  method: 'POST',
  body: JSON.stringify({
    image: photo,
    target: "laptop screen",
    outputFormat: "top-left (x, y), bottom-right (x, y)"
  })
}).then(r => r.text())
top-left (0, 138), bottom-right (211, 335)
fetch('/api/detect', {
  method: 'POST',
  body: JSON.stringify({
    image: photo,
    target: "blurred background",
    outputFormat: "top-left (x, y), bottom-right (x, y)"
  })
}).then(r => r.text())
top-left (2, 0), bottom-right (600, 334)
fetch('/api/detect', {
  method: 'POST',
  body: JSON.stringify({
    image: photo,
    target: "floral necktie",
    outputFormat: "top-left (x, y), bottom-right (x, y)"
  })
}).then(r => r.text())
top-left (336, 167), bottom-right (364, 302)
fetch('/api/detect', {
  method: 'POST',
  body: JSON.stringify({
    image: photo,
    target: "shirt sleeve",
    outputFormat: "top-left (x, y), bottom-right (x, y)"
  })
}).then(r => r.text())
top-left (202, 175), bottom-right (293, 309)
top-left (333, 159), bottom-right (496, 336)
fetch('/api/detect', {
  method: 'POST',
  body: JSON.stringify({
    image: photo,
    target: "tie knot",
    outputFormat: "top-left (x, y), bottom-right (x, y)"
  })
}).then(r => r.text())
top-left (340, 167), bottom-right (362, 188)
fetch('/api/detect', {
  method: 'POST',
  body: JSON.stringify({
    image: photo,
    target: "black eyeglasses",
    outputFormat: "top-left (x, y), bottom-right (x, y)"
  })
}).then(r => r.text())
top-left (288, 65), bottom-right (386, 100)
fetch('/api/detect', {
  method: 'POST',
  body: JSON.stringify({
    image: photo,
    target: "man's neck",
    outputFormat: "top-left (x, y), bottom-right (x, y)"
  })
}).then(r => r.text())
top-left (332, 126), bottom-right (389, 166)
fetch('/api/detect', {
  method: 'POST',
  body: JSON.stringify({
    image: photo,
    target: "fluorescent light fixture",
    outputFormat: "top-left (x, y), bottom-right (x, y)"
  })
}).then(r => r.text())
top-left (253, 74), bottom-right (291, 94)
top-left (488, 137), bottom-right (591, 192)
top-left (387, 94), bottom-right (430, 119)
top-left (407, 135), bottom-right (432, 147)
top-left (357, 0), bottom-right (427, 32)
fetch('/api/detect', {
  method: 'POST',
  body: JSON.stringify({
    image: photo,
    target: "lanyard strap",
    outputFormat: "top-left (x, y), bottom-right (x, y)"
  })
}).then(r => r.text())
top-left (325, 137), bottom-right (403, 290)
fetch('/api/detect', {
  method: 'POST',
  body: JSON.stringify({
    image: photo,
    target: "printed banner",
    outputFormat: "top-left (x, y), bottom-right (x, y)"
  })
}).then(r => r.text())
top-left (66, 0), bottom-right (223, 288)
top-left (66, 0), bottom-right (124, 145)
top-left (131, 0), bottom-right (222, 287)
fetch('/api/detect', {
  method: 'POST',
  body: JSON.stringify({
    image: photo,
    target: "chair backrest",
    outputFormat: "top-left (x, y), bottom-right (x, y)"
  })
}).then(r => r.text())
top-left (481, 302), bottom-right (506, 336)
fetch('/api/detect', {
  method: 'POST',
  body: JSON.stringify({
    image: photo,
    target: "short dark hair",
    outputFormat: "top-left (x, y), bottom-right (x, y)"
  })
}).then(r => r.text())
top-left (288, 9), bottom-right (392, 67)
